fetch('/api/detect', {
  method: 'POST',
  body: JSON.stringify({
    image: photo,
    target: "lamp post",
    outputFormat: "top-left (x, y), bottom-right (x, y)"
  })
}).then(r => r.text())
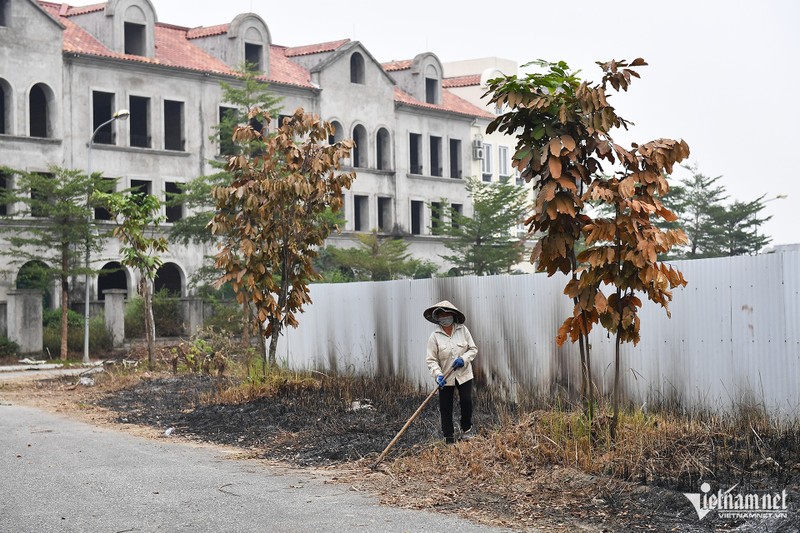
top-left (84, 109), bottom-right (130, 364)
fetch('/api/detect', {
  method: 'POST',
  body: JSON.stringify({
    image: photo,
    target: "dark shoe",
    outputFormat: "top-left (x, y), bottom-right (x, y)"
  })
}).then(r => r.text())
top-left (461, 427), bottom-right (475, 440)
top-left (445, 436), bottom-right (456, 444)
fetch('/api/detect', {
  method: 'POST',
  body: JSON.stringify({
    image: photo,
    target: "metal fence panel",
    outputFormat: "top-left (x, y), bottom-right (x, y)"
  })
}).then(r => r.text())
top-left (278, 251), bottom-right (800, 416)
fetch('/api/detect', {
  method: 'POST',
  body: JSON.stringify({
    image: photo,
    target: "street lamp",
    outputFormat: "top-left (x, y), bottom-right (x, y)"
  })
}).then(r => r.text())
top-left (84, 109), bottom-right (130, 364)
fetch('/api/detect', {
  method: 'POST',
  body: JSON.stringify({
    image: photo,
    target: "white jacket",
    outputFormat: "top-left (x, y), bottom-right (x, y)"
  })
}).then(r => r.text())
top-left (426, 323), bottom-right (478, 385)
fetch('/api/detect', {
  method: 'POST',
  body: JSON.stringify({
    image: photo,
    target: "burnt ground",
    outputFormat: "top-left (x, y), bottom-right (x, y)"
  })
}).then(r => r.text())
top-left (4, 371), bottom-right (798, 532)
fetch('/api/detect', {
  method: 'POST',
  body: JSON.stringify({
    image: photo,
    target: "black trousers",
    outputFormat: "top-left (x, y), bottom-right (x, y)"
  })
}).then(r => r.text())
top-left (438, 379), bottom-right (473, 442)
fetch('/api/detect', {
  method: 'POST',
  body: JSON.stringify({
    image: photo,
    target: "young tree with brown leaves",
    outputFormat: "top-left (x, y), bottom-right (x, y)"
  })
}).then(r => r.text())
top-left (210, 108), bottom-right (355, 369)
top-left (486, 59), bottom-right (689, 432)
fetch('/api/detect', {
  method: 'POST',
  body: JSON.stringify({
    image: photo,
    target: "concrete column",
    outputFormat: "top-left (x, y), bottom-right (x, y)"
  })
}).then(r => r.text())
top-left (7, 289), bottom-right (43, 354)
top-left (181, 297), bottom-right (204, 336)
top-left (103, 289), bottom-right (127, 348)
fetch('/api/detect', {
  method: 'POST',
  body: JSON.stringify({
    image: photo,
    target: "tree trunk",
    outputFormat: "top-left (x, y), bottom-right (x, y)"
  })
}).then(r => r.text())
top-left (242, 300), bottom-right (251, 348)
top-left (267, 317), bottom-right (280, 370)
top-left (59, 274), bottom-right (69, 361)
top-left (141, 277), bottom-right (156, 370)
top-left (610, 329), bottom-right (621, 442)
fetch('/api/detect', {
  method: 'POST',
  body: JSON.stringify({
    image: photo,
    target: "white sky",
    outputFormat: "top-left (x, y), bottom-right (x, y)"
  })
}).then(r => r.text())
top-left (72, 0), bottom-right (800, 246)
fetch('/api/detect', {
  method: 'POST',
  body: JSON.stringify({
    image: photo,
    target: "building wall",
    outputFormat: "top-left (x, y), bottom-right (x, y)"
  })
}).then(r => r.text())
top-left (0, 1), bottom-right (491, 301)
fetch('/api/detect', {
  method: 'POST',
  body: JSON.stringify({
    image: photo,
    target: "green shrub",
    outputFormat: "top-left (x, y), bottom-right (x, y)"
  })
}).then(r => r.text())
top-left (124, 289), bottom-right (184, 338)
top-left (43, 308), bottom-right (84, 328)
top-left (0, 336), bottom-right (19, 358)
top-left (203, 300), bottom-right (243, 336)
top-left (43, 314), bottom-right (112, 355)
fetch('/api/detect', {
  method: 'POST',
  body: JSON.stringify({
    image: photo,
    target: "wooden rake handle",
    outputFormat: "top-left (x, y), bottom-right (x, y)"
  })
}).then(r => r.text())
top-left (372, 366), bottom-right (457, 469)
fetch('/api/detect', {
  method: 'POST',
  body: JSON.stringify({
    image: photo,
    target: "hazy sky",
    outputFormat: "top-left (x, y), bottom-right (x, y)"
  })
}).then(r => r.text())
top-left (72, 1), bottom-right (800, 246)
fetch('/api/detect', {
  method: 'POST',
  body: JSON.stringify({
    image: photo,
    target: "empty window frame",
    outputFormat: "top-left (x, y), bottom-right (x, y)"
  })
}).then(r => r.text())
top-left (377, 197), bottom-right (392, 232)
top-left (94, 177), bottom-right (115, 220)
top-left (163, 100), bottom-right (185, 151)
top-left (376, 128), bottom-right (391, 170)
top-left (430, 136), bottom-right (442, 177)
top-left (409, 133), bottom-right (422, 174)
top-left (244, 43), bottom-right (263, 71)
top-left (410, 200), bottom-right (423, 235)
top-left (352, 125), bottom-right (367, 168)
top-left (425, 77), bottom-right (438, 104)
top-left (29, 84), bottom-right (50, 139)
top-left (430, 202), bottom-right (443, 235)
top-left (165, 182), bottom-right (183, 222)
top-left (353, 194), bottom-right (369, 231)
top-left (124, 22), bottom-right (146, 56)
top-left (30, 172), bottom-right (52, 218)
top-left (498, 145), bottom-right (510, 177)
top-left (218, 106), bottom-right (238, 156)
top-left (92, 91), bottom-right (115, 145)
top-left (0, 0), bottom-right (8, 26)
top-left (350, 52), bottom-right (365, 84)
top-left (451, 203), bottom-right (462, 230)
top-left (449, 139), bottom-right (462, 179)
top-left (0, 171), bottom-right (10, 216)
top-left (0, 80), bottom-right (7, 134)
top-left (130, 179), bottom-right (151, 205)
top-left (481, 142), bottom-right (493, 181)
top-left (129, 95), bottom-right (150, 148)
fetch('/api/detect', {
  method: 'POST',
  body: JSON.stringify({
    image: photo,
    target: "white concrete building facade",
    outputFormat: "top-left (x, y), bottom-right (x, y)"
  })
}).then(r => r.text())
top-left (0, 0), bottom-right (492, 304)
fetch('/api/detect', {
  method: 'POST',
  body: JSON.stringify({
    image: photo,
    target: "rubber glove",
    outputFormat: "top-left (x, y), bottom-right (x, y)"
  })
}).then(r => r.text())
top-left (452, 357), bottom-right (465, 369)
top-left (436, 375), bottom-right (447, 387)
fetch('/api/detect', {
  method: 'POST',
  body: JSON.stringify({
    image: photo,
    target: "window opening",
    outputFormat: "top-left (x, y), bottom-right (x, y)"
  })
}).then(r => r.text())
top-left (449, 139), bottom-right (462, 179)
top-left (430, 136), bottom-right (442, 177)
top-left (409, 133), bottom-right (422, 174)
top-left (411, 200), bottom-right (423, 235)
top-left (124, 22), bottom-right (146, 56)
top-left (164, 100), bottom-right (185, 151)
top-left (129, 95), bottom-right (150, 148)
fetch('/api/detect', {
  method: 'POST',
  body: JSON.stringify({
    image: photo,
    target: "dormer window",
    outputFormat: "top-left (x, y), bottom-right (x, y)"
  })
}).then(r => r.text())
top-left (244, 42), bottom-right (263, 71)
top-left (124, 22), bottom-right (146, 55)
top-left (425, 78), bottom-right (437, 104)
top-left (350, 52), bottom-right (365, 84)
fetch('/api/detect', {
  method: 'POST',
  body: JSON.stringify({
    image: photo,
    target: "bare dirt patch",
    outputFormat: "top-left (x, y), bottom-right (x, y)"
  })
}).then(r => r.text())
top-left (2, 370), bottom-right (797, 532)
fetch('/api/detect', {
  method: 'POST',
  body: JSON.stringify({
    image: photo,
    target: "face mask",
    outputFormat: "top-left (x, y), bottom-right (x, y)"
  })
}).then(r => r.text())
top-left (438, 316), bottom-right (454, 327)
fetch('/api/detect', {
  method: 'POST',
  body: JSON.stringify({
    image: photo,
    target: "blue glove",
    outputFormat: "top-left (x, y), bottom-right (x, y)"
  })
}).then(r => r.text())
top-left (452, 357), bottom-right (465, 369)
top-left (436, 375), bottom-right (447, 388)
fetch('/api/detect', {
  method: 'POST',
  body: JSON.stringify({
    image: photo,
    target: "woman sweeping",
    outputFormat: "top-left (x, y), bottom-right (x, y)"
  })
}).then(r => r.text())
top-left (424, 300), bottom-right (478, 444)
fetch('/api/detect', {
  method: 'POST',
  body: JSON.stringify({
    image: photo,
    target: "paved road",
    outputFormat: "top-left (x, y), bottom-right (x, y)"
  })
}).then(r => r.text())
top-left (0, 404), bottom-right (518, 533)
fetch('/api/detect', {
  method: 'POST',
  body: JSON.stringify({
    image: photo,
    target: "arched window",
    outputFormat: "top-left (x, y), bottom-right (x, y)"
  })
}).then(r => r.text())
top-left (29, 83), bottom-right (51, 138)
top-left (97, 262), bottom-right (128, 300)
top-left (352, 124), bottom-right (367, 168)
top-left (350, 52), bottom-right (365, 84)
top-left (376, 128), bottom-right (391, 170)
top-left (154, 262), bottom-right (184, 296)
top-left (0, 78), bottom-right (9, 135)
top-left (329, 120), bottom-right (344, 145)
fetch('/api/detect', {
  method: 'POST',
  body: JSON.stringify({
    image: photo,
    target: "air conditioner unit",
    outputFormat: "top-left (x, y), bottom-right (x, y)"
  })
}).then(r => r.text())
top-left (472, 146), bottom-right (485, 160)
top-left (472, 139), bottom-right (484, 150)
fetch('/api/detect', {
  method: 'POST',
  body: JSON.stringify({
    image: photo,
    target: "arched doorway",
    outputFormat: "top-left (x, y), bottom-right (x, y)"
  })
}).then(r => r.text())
top-left (97, 262), bottom-right (128, 301)
top-left (16, 260), bottom-right (52, 308)
top-left (154, 262), bottom-right (183, 296)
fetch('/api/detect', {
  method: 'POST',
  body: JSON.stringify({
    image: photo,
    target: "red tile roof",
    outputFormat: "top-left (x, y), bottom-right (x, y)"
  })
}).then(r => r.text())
top-left (443, 74), bottom-right (481, 88)
top-left (394, 88), bottom-right (493, 120)
top-left (284, 39), bottom-right (350, 57)
top-left (35, 1), bottom-right (490, 118)
top-left (37, 2), bottom-right (314, 89)
top-left (186, 24), bottom-right (229, 40)
top-left (382, 60), bottom-right (412, 72)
